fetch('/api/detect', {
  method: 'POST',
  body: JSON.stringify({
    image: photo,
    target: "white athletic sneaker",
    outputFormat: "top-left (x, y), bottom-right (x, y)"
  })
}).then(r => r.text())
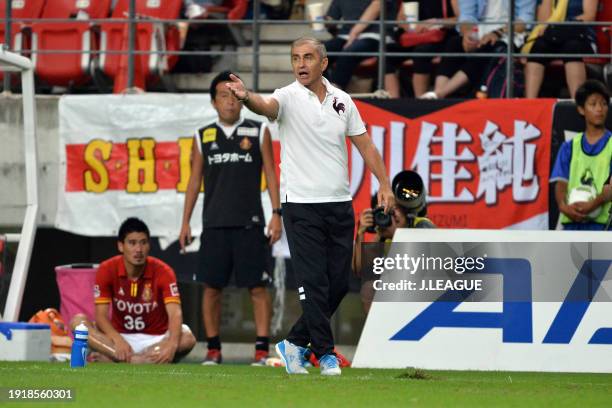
top-left (275, 340), bottom-right (309, 374)
top-left (319, 354), bottom-right (341, 376)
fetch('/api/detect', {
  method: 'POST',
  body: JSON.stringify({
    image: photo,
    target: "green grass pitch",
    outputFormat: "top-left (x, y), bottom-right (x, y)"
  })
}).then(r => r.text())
top-left (1, 362), bottom-right (611, 407)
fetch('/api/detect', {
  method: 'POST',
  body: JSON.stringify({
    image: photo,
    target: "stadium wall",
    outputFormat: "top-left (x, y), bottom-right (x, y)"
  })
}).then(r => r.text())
top-left (0, 95), bottom-right (60, 228)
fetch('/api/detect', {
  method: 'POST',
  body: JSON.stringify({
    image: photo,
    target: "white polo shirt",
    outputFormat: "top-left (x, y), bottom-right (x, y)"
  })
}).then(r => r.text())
top-left (271, 78), bottom-right (366, 203)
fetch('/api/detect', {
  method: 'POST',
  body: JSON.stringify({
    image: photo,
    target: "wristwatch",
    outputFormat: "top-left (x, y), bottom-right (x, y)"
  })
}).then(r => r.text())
top-left (239, 91), bottom-right (250, 103)
top-left (272, 208), bottom-right (282, 216)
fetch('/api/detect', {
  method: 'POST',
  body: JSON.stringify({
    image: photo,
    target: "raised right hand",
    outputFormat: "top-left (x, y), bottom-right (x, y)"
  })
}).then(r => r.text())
top-left (226, 73), bottom-right (248, 101)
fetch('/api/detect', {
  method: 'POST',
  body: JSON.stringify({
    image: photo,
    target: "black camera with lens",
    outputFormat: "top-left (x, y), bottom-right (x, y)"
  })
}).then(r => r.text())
top-left (364, 170), bottom-right (426, 234)
top-left (366, 206), bottom-right (392, 233)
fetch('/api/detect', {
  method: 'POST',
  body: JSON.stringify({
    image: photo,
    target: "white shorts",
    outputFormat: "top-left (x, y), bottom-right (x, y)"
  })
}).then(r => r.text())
top-left (120, 324), bottom-right (190, 354)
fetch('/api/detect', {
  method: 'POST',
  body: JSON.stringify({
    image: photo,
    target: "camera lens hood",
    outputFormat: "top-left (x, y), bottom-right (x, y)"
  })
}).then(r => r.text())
top-left (392, 170), bottom-right (426, 213)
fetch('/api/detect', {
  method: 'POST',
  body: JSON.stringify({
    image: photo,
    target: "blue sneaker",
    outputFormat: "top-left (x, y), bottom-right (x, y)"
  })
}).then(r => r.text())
top-left (319, 354), bottom-right (341, 376)
top-left (275, 340), bottom-right (308, 374)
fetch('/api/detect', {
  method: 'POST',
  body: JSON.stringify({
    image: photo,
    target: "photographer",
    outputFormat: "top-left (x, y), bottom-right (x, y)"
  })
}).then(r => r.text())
top-left (353, 171), bottom-right (434, 313)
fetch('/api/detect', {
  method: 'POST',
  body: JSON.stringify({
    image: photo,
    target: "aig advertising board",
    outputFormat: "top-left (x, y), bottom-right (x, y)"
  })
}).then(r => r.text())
top-left (353, 230), bottom-right (612, 373)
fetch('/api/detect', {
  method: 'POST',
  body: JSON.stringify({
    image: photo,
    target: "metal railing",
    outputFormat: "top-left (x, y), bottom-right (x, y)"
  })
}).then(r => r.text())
top-left (2, 0), bottom-right (612, 95)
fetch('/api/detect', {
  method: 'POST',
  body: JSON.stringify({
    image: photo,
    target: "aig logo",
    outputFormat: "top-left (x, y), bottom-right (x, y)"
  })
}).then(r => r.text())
top-left (391, 259), bottom-right (612, 345)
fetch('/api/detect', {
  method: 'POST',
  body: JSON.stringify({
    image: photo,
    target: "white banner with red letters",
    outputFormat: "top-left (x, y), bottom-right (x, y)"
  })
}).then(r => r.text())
top-left (56, 93), bottom-right (282, 251)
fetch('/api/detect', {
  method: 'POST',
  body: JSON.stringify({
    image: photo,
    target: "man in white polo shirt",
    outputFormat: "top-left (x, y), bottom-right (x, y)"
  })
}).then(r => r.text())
top-left (226, 36), bottom-right (394, 376)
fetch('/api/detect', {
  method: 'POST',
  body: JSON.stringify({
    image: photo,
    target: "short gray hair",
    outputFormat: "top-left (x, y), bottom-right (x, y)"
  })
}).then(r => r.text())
top-left (291, 36), bottom-right (327, 59)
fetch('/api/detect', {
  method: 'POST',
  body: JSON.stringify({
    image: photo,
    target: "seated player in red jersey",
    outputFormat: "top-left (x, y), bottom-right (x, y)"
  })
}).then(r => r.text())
top-left (71, 217), bottom-right (196, 363)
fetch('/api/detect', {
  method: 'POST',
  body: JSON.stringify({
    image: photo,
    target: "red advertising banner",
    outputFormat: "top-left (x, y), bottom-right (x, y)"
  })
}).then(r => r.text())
top-left (351, 99), bottom-right (556, 229)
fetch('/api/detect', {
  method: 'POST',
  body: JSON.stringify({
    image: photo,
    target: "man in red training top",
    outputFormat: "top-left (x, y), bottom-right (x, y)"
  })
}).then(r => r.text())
top-left (72, 217), bottom-right (196, 363)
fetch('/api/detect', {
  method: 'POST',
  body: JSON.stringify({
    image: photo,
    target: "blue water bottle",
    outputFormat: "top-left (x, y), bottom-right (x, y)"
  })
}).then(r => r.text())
top-left (70, 323), bottom-right (88, 368)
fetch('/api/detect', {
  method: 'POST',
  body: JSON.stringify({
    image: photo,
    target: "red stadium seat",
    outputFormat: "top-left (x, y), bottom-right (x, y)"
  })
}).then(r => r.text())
top-left (30, 0), bottom-right (112, 86)
top-left (98, 0), bottom-right (182, 92)
top-left (0, 0), bottom-right (46, 51)
top-left (0, 0), bottom-right (45, 84)
top-left (38, 0), bottom-right (109, 18)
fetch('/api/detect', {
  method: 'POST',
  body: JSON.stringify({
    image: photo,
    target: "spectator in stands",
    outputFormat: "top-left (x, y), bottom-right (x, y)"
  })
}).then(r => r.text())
top-left (523, 0), bottom-right (599, 99)
top-left (323, 0), bottom-right (399, 95)
top-left (386, 0), bottom-right (460, 97)
top-left (420, 0), bottom-right (536, 99)
top-left (178, 0), bottom-right (249, 73)
top-left (176, 0), bottom-right (229, 72)
top-left (179, 71), bottom-right (282, 366)
top-left (353, 171), bottom-right (434, 313)
top-left (71, 217), bottom-right (196, 364)
top-left (550, 80), bottom-right (612, 230)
